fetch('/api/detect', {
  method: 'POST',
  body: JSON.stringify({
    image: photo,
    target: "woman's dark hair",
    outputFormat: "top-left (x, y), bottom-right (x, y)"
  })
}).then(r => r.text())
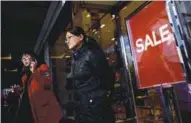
top-left (65, 26), bottom-right (86, 39)
top-left (21, 50), bottom-right (37, 61)
top-left (65, 26), bottom-right (101, 49)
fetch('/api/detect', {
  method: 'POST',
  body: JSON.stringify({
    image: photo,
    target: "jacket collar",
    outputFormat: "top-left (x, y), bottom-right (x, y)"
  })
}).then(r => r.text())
top-left (72, 42), bottom-right (88, 60)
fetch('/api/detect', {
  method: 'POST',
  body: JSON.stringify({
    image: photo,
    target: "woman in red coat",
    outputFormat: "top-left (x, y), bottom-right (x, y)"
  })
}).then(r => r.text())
top-left (17, 51), bottom-right (63, 123)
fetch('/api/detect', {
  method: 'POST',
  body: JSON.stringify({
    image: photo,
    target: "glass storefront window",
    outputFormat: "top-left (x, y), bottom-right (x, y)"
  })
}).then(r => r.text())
top-left (166, 1), bottom-right (191, 82)
top-left (100, 13), bottom-right (116, 50)
top-left (119, 1), bottom-right (145, 34)
top-left (177, 1), bottom-right (191, 43)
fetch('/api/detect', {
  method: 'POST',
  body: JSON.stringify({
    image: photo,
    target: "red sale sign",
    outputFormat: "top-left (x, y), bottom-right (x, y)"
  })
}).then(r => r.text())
top-left (126, 1), bottom-right (185, 89)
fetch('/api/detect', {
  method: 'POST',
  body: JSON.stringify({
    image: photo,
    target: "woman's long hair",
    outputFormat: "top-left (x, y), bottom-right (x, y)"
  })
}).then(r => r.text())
top-left (65, 26), bottom-right (86, 40)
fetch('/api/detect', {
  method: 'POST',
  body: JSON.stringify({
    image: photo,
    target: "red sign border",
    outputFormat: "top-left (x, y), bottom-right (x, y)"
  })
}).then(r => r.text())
top-left (125, 1), bottom-right (185, 89)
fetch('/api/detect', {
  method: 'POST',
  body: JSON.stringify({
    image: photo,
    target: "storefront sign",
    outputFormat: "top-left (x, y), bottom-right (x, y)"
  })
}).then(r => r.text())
top-left (126, 1), bottom-right (185, 89)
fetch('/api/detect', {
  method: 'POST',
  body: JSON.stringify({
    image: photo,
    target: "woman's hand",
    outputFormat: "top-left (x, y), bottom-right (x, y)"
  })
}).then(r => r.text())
top-left (30, 59), bottom-right (37, 73)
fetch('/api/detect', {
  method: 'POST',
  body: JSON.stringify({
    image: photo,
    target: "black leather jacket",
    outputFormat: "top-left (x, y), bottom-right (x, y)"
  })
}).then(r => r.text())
top-left (67, 37), bottom-right (114, 94)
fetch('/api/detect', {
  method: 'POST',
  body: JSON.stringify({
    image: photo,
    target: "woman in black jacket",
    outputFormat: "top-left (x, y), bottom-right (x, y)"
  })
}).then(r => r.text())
top-left (65, 26), bottom-right (115, 123)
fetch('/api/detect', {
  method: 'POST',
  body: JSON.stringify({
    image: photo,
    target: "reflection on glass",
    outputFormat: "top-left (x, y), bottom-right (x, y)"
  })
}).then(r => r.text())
top-left (178, 1), bottom-right (191, 43)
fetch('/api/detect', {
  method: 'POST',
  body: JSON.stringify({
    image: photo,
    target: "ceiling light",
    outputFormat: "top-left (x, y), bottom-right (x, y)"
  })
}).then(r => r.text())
top-left (51, 53), bottom-right (65, 59)
top-left (112, 38), bottom-right (115, 41)
top-left (65, 56), bottom-right (71, 58)
top-left (1, 54), bottom-right (12, 60)
top-left (4, 68), bottom-right (18, 72)
top-left (111, 15), bottom-right (115, 20)
top-left (86, 14), bottom-right (90, 18)
top-left (122, 6), bottom-right (127, 10)
top-left (100, 24), bottom-right (105, 28)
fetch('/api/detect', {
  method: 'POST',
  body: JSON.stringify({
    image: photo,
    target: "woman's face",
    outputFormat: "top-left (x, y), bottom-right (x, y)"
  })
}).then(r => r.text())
top-left (21, 54), bottom-right (33, 67)
top-left (65, 32), bottom-right (83, 50)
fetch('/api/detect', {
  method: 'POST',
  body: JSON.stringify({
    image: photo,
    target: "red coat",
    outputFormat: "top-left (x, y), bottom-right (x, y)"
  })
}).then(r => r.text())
top-left (22, 64), bottom-right (63, 123)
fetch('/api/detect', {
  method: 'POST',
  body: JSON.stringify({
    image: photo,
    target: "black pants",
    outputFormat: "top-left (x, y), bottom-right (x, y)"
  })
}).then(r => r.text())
top-left (14, 90), bottom-right (33, 123)
top-left (74, 90), bottom-right (115, 123)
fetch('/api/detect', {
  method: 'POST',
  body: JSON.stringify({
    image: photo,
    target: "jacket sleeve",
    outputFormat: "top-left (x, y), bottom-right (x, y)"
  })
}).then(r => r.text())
top-left (88, 49), bottom-right (114, 91)
top-left (66, 72), bottom-right (74, 90)
top-left (39, 64), bottom-right (52, 90)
